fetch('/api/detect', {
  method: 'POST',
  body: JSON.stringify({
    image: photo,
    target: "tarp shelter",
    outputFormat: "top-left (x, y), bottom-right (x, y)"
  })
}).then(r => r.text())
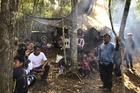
top-left (27, 0), bottom-right (111, 33)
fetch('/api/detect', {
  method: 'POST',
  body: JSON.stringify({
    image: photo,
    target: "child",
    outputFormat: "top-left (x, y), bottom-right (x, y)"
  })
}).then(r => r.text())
top-left (79, 54), bottom-right (90, 77)
top-left (13, 55), bottom-right (28, 93)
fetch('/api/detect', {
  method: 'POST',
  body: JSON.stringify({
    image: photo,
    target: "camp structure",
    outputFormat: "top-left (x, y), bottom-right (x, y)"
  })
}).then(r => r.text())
top-left (27, 0), bottom-right (111, 66)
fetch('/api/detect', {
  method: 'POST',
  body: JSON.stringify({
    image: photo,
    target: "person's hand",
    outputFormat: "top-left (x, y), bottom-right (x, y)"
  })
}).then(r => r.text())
top-left (41, 61), bottom-right (46, 65)
top-left (25, 50), bottom-right (30, 56)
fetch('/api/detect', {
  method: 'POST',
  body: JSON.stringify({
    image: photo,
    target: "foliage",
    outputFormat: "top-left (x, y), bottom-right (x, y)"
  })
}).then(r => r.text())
top-left (13, 0), bottom-right (72, 39)
top-left (136, 0), bottom-right (140, 12)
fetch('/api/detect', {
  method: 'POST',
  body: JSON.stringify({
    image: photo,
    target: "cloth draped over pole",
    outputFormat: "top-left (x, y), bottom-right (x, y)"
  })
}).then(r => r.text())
top-left (25, 0), bottom-right (95, 27)
top-left (26, 14), bottom-right (63, 26)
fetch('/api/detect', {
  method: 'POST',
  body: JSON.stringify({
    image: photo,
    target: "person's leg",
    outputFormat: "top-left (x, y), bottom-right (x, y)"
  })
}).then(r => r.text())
top-left (85, 69), bottom-right (90, 77)
top-left (105, 63), bottom-right (113, 89)
top-left (41, 64), bottom-right (50, 80)
top-left (115, 63), bottom-right (122, 77)
top-left (125, 54), bottom-right (130, 69)
top-left (99, 63), bottom-right (106, 87)
top-left (129, 54), bottom-right (133, 69)
top-left (114, 64), bottom-right (117, 77)
top-left (32, 66), bottom-right (42, 74)
top-left (117, 63), bottom-right (122, 77)
top-left (78, 68), bottom-right (85, 76)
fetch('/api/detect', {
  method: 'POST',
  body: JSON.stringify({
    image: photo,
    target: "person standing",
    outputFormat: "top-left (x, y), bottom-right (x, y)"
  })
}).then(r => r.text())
top-left (113, 37), bottom-right (122, 80)
top-left (13, 55), bottom-right (28, 93)
top-left (124, 33), bottom-right (135, 70)
top-left (98, 33), bottom-right (114, 91)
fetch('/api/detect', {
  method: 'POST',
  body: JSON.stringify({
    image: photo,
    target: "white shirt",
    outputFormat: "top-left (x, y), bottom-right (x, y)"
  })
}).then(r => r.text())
top-left (77, 38), bottom-right (85, 48)
top-left (28, 52), bottom-right (47, 69)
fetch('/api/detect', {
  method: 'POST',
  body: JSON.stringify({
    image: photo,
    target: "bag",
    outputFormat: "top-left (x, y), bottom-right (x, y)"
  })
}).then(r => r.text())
top-left (27, 74), bottom-right (36, 87)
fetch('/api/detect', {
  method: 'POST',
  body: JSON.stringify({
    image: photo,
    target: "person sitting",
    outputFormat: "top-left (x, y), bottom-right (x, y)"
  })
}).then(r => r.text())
top-left (78, 54), bottom-right (91, 78)
top-left (86, 51), bottom-right (98, 73)
top-left (13, 55), bottom-right (28, 93)
top-left (28, 45), bottom-right (50, 84)
top-left (25, 41), bottom-right (34, 57)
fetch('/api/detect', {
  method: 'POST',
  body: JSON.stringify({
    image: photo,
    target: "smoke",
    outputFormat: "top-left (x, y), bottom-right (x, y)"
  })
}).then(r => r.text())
top-left (124, 0), bottom-right (140, 55)
top-left (112, 0), bottom-right (140, 56)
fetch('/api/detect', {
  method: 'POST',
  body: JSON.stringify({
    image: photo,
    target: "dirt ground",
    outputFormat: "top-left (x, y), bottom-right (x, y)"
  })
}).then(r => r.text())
top-left (28, 50), bottom-right (140, 93)
top-left (29, 63), bottom-right (140, 93)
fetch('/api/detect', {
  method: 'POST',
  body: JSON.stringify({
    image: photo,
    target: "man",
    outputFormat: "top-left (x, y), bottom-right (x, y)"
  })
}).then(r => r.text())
top-left (98, 33), bottom-right (114, 91)
top-left (28, 45), bottom-right (50, 83)
top-left (125, 33), bottom-right (135, 70)
top-left (113, 37), bottom-right (122, 80)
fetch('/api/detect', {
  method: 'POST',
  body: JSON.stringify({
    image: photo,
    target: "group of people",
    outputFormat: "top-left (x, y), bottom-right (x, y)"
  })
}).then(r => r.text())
top-left (13, 40), bottom-right (50, 93)
top-left (78, 33), bottom-right (135, 91)
top-left (13, 32), bottom-right (135, 93)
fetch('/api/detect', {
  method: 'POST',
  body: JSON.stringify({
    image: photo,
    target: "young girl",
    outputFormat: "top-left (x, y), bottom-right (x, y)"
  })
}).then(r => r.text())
top-left (13, 55), bottom-right (28, 93)
top-left (79, 54), bottom-right (90, 77)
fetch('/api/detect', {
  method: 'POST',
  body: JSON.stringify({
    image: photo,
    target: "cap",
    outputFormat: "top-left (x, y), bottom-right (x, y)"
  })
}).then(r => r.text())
top-left (127, 33), bottom-right (133, 36)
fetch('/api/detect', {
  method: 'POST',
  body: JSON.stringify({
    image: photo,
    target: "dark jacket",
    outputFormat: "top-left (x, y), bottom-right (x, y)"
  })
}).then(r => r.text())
top-left (13, 67), bottom-right (28, 93)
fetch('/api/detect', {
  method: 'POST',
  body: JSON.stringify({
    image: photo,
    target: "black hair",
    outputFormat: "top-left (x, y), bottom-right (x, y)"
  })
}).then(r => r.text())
top-left (34, 45), bottom-right (41, 50)
top-left (14, 55), bottom-right (25, 63)
top-left (17, 43), bottom-right (27, 56)
top-left (24, 39), bottom-right (30, 43)
top-left (103, 33), bottom-right (111, 38)
top-left (14, 55), bottom-right (29, 68)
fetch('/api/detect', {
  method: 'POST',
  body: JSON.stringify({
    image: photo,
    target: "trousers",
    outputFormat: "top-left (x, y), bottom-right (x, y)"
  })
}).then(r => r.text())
top-left (99, 62), bottom-right (113, 89)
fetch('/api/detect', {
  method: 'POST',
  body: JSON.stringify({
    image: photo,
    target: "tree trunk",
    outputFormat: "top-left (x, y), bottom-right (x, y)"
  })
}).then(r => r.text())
top-left (108, 0), bottom-right (117, 36)
top-left (119, 0), bottom-right (131, 40)
top-left (70, 0), bottom-right (78, 67)
top-left (0, 0), bottom-right (19, 92)
top-left (119, 1), bottom-right (131, 93)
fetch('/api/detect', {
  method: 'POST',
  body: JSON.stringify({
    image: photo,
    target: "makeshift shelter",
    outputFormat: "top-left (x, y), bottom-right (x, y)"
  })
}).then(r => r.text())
top-left (27, 0), bottom-right (111, 66)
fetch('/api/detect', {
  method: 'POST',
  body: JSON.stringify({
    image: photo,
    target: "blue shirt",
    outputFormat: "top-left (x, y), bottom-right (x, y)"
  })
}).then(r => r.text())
top-left (99, 42), bottom-right (114, 63)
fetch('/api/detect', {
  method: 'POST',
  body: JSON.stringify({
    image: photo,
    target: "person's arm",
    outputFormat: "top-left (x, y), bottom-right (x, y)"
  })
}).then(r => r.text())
top-left (41, 52), bottom-right (48, 66)
top-left (81, 39), bottom-right (85, 48)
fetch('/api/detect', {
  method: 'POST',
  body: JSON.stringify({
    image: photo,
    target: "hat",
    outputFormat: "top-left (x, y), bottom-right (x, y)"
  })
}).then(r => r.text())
top-left (127, 33), bottom-right (133, 36)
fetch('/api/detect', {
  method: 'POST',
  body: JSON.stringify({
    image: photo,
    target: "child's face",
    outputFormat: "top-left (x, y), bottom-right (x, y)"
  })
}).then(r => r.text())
top-left (13, 59), bottom-right (23, 68)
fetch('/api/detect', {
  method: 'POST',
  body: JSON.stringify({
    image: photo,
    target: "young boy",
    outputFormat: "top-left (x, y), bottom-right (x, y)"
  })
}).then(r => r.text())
top-left (13, 55), bottom-right (28, 93)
